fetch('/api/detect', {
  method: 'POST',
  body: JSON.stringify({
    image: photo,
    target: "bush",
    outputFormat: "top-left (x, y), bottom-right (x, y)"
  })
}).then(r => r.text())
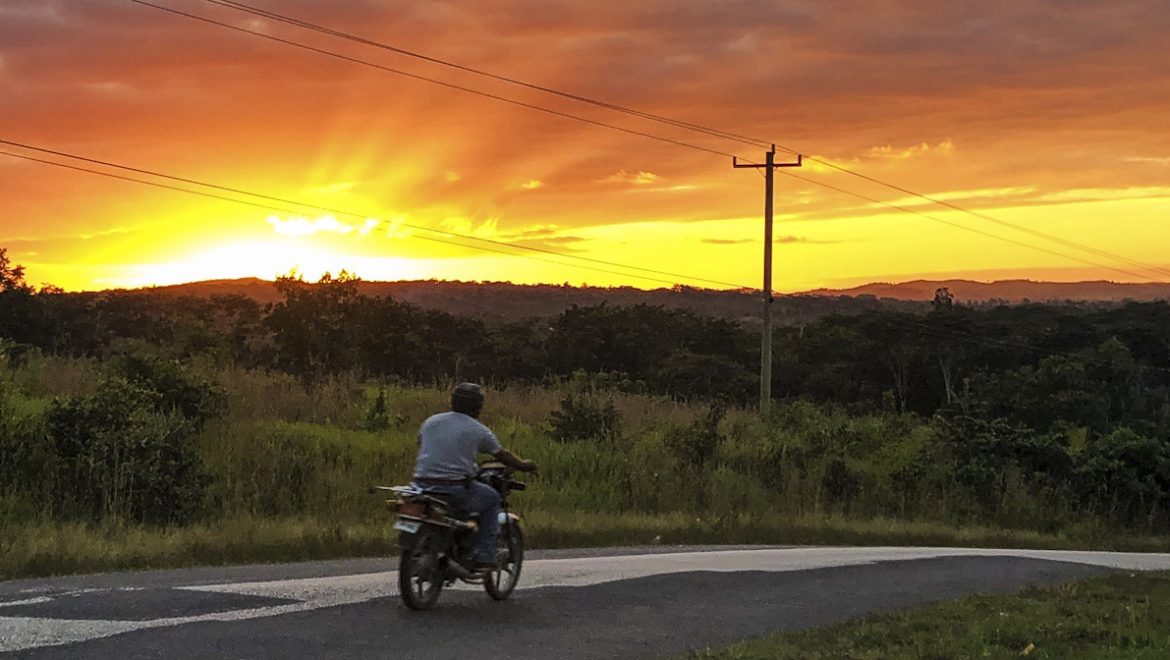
top-left (1075, 427), bottom-right (1170, 526)
top-left (363, 389), bottom-right (405, 432)
top-left (666, 402), bottom-right (726, 469)
top-left (0, 383), bottom-right (51, 519)
top-left (547, 392), bottom-right (622, 443)
top-left (45, 377), bottom-right (210, 525)
top-left (108, 351), bottom-right (227, 430)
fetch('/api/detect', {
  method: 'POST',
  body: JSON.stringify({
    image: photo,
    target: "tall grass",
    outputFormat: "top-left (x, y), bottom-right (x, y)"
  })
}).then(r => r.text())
top-left (2, 356), bottom-right (1168, 579)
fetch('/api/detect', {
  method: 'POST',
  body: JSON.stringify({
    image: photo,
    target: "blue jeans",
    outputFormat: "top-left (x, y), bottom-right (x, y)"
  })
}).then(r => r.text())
top-left (415, 480), bottom-right (501, 564)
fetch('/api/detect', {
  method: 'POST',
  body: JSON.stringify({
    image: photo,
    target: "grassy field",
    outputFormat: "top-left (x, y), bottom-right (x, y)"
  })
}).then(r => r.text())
top-left (686, 571), bottom-right (1170, 659)
top-left (3, 355), bottom-right (1170, 579)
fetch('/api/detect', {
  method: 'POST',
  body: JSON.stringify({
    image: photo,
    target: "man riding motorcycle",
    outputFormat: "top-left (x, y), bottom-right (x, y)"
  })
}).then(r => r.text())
top-left (411, 382), bottom-right (537, 571)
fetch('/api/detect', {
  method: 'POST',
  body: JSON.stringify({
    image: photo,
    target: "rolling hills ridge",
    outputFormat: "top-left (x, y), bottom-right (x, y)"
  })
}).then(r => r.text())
top-left (122, 277), bottom-right (1170, 323)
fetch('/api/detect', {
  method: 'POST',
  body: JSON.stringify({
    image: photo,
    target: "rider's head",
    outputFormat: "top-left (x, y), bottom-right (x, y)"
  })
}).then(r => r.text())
top-left (451, 382), bottom-right (485, 418)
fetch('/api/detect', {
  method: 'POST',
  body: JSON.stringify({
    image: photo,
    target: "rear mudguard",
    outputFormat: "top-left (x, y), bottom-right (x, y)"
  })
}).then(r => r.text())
top-left (396, 530), bottom-right (415, 549)
top-left (396, 522), bottom-right (454, 550)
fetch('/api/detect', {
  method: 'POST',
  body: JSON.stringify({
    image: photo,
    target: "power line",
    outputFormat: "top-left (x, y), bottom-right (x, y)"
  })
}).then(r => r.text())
top-left (186, 0), bottom-right (1170, 281)
top-left (0, 148), bottom-right (686, 288)
top-left (789, 154), bottom-right (1170, 280)
top-left (0, 141), bottom-right (754, 290)
top-left (773, 170), bottom-right (1156, 282)
top-left (131, 0), bottom-right (1168, 284)
top-left (0, 138), bottom-right (749, 288)
top-left (9, 146), bottom-right (1169, 377)
top-left (125, 0), bottom-right (745, 161)
top-left (201, 0), bottom-right (773, 151)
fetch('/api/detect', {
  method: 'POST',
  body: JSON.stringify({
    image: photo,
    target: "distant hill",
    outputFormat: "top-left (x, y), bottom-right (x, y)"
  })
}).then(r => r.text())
top-left (807, 279), bottom-right (1170, 303)
top-left (132, 278), bottom-right (921, 325)
top-left (118, 277), bottom-right (1168, 325)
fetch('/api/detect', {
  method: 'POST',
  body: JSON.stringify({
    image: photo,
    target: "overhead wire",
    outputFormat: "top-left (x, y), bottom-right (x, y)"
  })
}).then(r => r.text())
top-left (201, 0), bottom-right (774, 150)
top-left (785, 153), bottom-right (1170, 280)
top-left (124, 0), bottom-right (743, 161)
top-left (8, 146), bottom-right (1169, 376)
top-left (774, 170), bottom-right (1155, 281)
top-left (13, 0), bottom-right (1167, 372)
top-left (0, 138), bottom-right (749, 288)
top-left (175, 0), bottom-right (1170, 280)
top-left (0, 140), bottom-right (753, 290)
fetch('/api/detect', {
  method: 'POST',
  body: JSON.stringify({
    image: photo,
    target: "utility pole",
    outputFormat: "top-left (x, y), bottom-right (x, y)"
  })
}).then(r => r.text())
top-left (734, 145), bottom-right (802, 416)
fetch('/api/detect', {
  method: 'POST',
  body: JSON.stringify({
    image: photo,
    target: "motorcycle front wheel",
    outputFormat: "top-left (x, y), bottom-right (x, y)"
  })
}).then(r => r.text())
top-left (398, 530), bottom-right (444, 610)
top-left (484, 520), bottom-right (524, 601)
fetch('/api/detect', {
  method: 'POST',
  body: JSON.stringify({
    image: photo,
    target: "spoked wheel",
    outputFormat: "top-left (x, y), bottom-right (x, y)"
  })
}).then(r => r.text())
top-left (398, 531), bottom-right (444, 610)
top-left (484, 520), bottom-right (524, 601)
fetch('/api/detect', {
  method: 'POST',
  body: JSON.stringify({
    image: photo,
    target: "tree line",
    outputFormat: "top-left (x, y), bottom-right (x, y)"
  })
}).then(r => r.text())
top-left (3, 248), bottom-right (1169, 423)
top-left (4, 248), bottom-right (1170, 528)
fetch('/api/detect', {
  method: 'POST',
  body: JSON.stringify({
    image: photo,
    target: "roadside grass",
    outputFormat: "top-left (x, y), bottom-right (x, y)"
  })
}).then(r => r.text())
top-left (0, 517), bottom-right (401, 579)
top-left (3, 511), bottom-right (1170, 581)
top-left (685, 571), bottom-right (1170, 659)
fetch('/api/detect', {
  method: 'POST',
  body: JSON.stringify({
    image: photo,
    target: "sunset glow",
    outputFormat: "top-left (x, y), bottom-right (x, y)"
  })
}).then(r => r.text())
top-left (2, 1), bottom-right (1168, 292)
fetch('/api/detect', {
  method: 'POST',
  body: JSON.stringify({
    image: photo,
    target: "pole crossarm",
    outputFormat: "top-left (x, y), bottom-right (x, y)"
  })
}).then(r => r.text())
top-left (733, 153), bottom-right (802, 169)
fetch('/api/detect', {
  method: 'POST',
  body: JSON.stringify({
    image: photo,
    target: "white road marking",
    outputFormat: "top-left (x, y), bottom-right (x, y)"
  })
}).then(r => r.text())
top-left (0, 597), bottom-right (54, 608)
top-left (2, 546), bottom-right (1169, 653)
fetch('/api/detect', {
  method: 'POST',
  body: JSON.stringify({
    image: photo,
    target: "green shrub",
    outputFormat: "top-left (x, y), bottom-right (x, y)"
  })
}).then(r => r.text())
top-left (45, 377), bottom-right (209, 525)
top-left (363, 389), bottom-right (405, 432)
top-left (666, 402), bottom-right (726, 469)
top-left (109, 351), bottom-right (227, 429)
top-left (1075, 427), bottom-right (1170, 526)
top-left (547, 392), bottom-right (622, 443)
top-left (0, 383), bottom-right (51, 520)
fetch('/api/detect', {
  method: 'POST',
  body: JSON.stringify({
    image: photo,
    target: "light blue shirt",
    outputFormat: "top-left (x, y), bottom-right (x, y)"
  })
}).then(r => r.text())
top-left (412, 411), bottom-right (502, 480)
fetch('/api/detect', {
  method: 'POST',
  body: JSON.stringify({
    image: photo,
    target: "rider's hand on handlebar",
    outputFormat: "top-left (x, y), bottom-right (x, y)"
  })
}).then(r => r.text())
top-left (520, 459), bottom-right (538, 474)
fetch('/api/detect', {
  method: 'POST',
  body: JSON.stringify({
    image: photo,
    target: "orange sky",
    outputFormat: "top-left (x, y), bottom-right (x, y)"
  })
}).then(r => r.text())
top-left (2, 0), bottom-right (1168, 293)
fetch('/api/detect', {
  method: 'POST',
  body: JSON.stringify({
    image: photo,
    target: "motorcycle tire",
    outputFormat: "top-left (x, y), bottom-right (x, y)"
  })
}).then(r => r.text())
top-left (484, 521), bottom-right (524, 601)
top-left (398, 530), bottom-right (444, 610)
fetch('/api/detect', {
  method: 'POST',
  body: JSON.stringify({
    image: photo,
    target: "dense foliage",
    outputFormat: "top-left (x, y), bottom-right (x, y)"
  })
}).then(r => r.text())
top-left (2, 248), bottom-right (1169, 538)
top-left (0, 355), bottom-right (222, 525)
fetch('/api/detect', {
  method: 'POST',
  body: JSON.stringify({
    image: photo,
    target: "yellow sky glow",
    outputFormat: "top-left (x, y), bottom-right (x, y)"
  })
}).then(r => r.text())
top-left (2, 1), bottom-right (1168, 292)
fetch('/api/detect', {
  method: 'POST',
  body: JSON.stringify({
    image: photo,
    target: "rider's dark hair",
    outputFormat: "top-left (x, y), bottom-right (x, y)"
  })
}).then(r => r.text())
top-left (451, 382), bottom-right (485, 418)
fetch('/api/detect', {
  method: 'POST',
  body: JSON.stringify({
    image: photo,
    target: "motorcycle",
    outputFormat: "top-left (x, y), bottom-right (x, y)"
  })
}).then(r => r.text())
top-left (372, 462), bottom-right (527, 610)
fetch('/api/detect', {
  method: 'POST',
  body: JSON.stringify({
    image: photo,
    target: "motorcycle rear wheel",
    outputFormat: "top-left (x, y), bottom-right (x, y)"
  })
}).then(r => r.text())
top-left (484, 521), bottom-right (524, 601)
top-left (399, 530), bottom-right (444, 610)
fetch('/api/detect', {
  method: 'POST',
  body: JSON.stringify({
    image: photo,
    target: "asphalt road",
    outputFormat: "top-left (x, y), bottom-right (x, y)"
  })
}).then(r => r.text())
top-left (3, 546), bottom-right (1170, 659)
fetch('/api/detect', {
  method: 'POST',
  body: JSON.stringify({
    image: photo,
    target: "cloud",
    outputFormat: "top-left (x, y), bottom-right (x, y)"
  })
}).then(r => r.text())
top-left (867, 140), bottom-right (954, 160)
top-left (267, 215), bottom-right (381, 237)
top-left (882, 186), bottom-right (1039, 208)
top-left (1030, 186), bottom-right (1170, 204)
top-left (303, 181), bottom-right (357, 195)
top-left (503, 235), bottom-right (588, 252)
top-left (502, 224), bottom-right (567, 239)
top-left (603, 170), bottom-right (661, 185)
